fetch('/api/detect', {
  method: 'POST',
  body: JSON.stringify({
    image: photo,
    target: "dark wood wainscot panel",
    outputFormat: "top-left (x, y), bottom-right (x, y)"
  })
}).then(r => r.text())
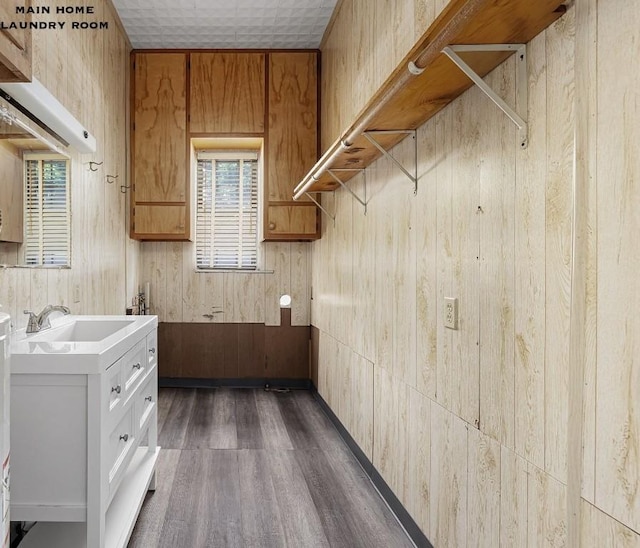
top-left (158, 310), bottom-right (310, 380)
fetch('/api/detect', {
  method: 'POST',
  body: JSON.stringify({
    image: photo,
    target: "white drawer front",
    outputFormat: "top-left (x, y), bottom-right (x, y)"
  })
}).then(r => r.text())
top-left (146, 330), bottom-right (158, 369)
top-left (136, 370), bottom-right (157, 435)
top-left (107, 406), bottom-right (135, 485)
top-left (123, 339), bottom-right (147, 401)
top-left (104, 359), bottom-right (123, 416)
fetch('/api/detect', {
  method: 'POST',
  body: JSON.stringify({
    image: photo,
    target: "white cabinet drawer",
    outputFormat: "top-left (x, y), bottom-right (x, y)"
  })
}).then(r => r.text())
top-left (107, 406), bottom-right (134, 481)
top-left (136, 371), bottom-right (157, 434)
top-left (146, 330), bottom-right (157, 369)
top-left (107, 405), bottom-right (135, 500)
top-left (123, 339), bottom-right (147, 401)
top-left (104, 359), bottom-right (123, 417)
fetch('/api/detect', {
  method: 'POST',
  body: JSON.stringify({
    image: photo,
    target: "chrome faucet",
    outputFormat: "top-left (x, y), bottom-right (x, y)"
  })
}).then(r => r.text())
top-left (24, 305), bottom-right (71, 333)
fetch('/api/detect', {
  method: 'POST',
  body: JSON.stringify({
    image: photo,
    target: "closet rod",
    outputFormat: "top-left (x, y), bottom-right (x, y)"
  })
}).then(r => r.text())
top-left (293, 0), bottom-right (488, 201)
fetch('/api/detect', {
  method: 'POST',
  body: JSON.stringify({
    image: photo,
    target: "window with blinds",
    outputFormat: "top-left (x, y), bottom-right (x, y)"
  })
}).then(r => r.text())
top-left (195, 151), bottom-right (259, 270)
top-left (23, 155), bottom-right (70, 266)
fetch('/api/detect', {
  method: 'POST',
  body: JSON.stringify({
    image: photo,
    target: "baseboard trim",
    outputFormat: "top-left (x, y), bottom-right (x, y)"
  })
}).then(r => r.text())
top-left (311, 387), bottom-right (433, 548)
top-left (159, 377), bottom-right (312, 389)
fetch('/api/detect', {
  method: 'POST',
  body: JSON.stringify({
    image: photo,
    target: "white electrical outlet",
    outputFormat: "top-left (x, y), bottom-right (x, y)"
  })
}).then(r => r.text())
top-left (444, 297), bottom-right (458, 329)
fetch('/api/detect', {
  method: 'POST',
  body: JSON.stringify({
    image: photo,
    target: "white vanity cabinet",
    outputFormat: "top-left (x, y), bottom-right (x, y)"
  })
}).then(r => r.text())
top-left (10, 315), bottom-right (159, 548)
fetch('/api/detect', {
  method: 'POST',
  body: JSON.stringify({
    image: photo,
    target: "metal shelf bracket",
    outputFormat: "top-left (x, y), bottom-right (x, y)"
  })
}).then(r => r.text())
top-left (327, 169), bottom-right (367, 214)
top-left (442, 44), bottom-right (528, 148)
top-left (363, 130), bottom-right (418, 195)
top-left (305, 191), bottom-right (335, 223)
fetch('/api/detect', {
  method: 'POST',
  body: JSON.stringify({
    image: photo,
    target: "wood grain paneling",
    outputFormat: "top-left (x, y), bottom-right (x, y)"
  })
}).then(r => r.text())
top-left (267, 52), bottom-right (317, 202)
top-left (238, 323), bottom-right (266, 378)
top-left (308, 0), bottom-right (640, 545)
top-left (574, 0), bottom-right (598, 508)
top-left (405, 387), bottom-right (430, 537)
top-left (157, 318), bottom-right (309, 380)
top-left (190, 52), bottom-right (265, 134)
top-left (514, 28), bottom-right (546, 471)
top-left (478, 58), bottom-right (516, 448)
top-left (133, 53), bottom-right (187, 203)
top-left (134, 205), bottom-right (186, 237)
top-left (595, 0), bottom-right (640, 531)
top-left (265, 327), bottom-right (310, 379)
top-left (544, 9), bottom-right (575, 485)
top-left (267, 205), bottom-right (318, 237)
top-left (580, 500), bottom-right (640, 547)
top-left (429, 403), bottom-right (467, 547)
top-left (500, 447), bottom-right (528, 547)
top-left (0, 2), bottom-right (135, 327)
top-left (141, 241), bottom-right (311, 330)
top-left (527, 464), bottom-right (567, 546)
top-left (467, 428), bottom-right (500, 547)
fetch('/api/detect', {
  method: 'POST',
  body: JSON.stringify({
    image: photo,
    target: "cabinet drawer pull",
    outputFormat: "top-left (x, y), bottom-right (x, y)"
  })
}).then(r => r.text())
top-left (111, 385), bottom-right (121, 394)
top-left (145, 395), bottom-right (153, 402)
top-left (149, 347), bottom-right (156, 354)
top-left (119, 434), bottom-right (129, 442)
top-left (132, 362), bottom-right (141, 370)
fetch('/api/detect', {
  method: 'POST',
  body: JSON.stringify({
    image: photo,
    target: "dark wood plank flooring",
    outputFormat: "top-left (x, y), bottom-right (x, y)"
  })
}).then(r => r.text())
top-left (129, 388), bottom-right (414, 548)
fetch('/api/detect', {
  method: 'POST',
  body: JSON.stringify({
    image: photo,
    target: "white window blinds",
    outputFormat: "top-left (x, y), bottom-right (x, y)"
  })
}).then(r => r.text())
top-left (23, 156), bottom-right (70, 266)
top-left (196, 151), bottom-right (259, 270)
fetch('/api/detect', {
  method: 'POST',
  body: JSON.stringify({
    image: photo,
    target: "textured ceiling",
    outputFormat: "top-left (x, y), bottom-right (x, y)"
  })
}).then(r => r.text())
top-left (112, 0), bottom-right (338, 49)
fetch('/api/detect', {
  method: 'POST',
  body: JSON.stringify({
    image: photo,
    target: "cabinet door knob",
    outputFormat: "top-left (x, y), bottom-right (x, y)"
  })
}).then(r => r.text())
top-left (145, 395), bottom-right (153, 402)
top-left (149, 347), bottom-right (156, 354)
top-left (111, 385), bottom-right (121, 394)
top-left (133, 362), bottom-right (141, 370)
top-left (119, 434), bottom-right (129, 442)
top-left (268, 222), bottom-right (276, 230)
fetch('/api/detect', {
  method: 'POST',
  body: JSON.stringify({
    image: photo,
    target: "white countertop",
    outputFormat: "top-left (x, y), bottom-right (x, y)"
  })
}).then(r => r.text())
top-left (10, 315), bottom-right (158, 375)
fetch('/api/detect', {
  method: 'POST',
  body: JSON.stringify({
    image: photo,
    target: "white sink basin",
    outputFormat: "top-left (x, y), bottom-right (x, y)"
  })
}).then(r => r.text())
top-left (10, 315), bottom-right (158, 375)
top-left (27, 319), bottom-right (135, 343)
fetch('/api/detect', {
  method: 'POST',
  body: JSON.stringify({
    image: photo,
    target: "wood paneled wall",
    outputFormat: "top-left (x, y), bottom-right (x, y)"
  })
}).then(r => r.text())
top-left (0, 1), bottom-right (137, 329)
top-left (140, 241), bottom-right (310, 327)
top-left (314, 0), bottom-right (640, 544)
top-left (158, 310), bottom-right (309, 379)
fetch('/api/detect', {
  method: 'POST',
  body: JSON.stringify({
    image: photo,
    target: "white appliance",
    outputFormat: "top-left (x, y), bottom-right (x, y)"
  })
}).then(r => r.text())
top-left (0, 312), bottom-right (9, 548)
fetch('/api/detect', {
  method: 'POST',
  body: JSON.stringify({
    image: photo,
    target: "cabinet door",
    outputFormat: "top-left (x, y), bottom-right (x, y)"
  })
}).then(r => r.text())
top-left (190, 52), bottom-right (265, 134)
top-left (0, 142), bottom-right (23, 242)
top-left (133, 205), bottom-right (187, 240)
top-left (267, 205), bottom-right (318, 237)
top-left (267, 52), bottom-right (317, 202)
top-left (264, 52), bottom-right (319, 241)
top-left (132, 53), bottom-right (189, 240)
top-left (0, 1), bottom-right (31, 82)
top-left (132, 53), bottom-right (187, 203)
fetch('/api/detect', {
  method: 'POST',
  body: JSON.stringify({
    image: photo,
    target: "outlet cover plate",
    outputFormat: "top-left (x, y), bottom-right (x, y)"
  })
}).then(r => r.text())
top-left (444, 297), bottom-right (458, 329)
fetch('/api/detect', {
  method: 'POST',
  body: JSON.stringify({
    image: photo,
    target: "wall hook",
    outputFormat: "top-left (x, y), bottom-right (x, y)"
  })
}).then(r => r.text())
top-left (120, 184), bottom-right (131, 194)
top-left (88, 161), bottom-right (103, 172)
top-left (106, 174), bottom-right (118, 184)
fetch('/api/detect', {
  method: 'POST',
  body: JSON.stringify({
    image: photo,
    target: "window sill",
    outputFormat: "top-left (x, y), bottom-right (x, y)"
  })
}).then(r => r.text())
top-left (194, 268), bottom-right (274, 274)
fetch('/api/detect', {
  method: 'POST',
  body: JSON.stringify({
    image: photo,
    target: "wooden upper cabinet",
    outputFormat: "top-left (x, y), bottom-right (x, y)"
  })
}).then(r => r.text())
top-left (133, 52), bottom-right (187, 203)
top-left (131, 53), bottom-right (189, 240)
top-left (190, 53), bottom-right (265, 134)
top-left (0, 1), bottom-right (31, 82)
top-left (264, 52), bottom-right (319, 241)
top-left (267, 52), bottom-right (317, 203)
top-left (0, 142), bottom-right (23, 242)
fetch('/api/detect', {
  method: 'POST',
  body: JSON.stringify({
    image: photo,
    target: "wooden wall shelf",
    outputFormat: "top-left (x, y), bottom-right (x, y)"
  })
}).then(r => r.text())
top-left (293, 0), bottom-right (566, 200)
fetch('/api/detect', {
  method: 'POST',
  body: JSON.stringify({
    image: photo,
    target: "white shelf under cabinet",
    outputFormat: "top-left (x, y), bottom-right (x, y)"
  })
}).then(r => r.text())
top-left (18, 447), bottom-right (160, 548)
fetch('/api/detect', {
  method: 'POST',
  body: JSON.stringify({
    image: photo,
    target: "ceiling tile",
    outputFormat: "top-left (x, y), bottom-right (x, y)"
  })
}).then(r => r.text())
top-left (114, 0), bottom-right (337, 49)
